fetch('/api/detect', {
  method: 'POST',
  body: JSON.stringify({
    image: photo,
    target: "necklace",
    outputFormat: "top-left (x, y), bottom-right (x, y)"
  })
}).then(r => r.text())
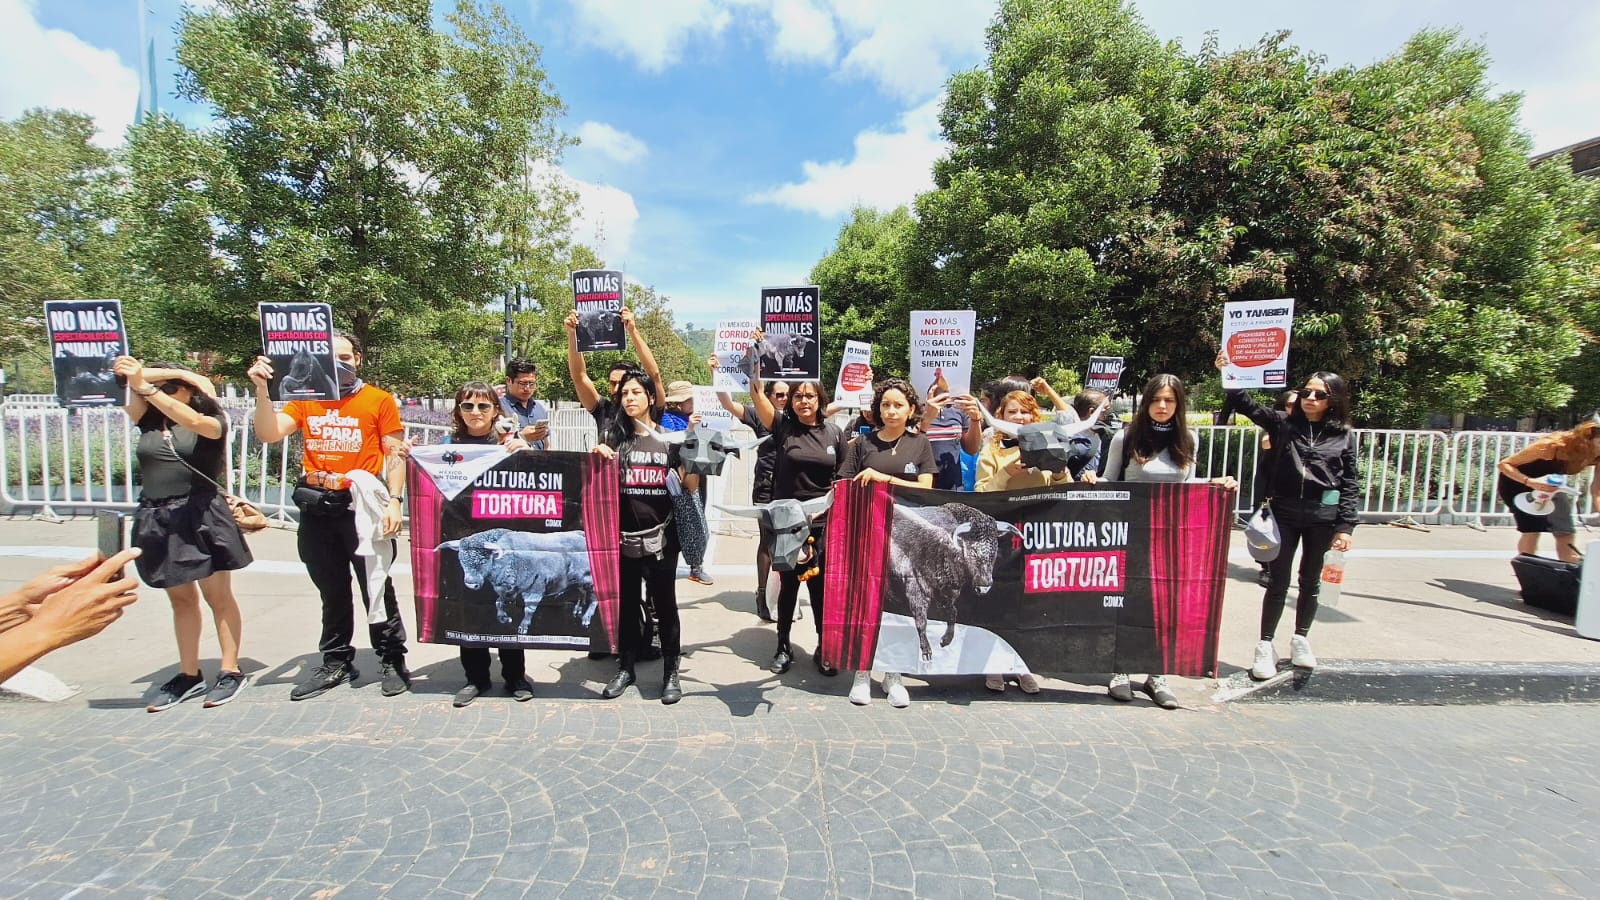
top-left (881, 429), bottom-right (905, 455)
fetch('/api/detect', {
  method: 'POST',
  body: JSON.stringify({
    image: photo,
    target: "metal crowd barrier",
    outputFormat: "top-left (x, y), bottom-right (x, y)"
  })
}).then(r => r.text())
top-left (0, 403), bottom-right (1583, 529)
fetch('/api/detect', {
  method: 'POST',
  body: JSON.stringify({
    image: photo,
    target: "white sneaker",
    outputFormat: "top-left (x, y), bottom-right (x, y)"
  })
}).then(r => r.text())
top-left (1016, 673), bottom-right (1041, 694)
top-left (984, 675), bottom-right (1006, 692)
top-left (884, 672), bottom-right (910, 708)
top-left (1250, 640), bottom-right (1278, 680)
top-left (1290, 635), bottom-right (1317, 669)
top-left (849, 671), bottom-right (872, 706)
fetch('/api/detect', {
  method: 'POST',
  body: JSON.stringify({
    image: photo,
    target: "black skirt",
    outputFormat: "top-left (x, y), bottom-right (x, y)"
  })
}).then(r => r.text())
top-left (132, 491), bottom-right (255, 588)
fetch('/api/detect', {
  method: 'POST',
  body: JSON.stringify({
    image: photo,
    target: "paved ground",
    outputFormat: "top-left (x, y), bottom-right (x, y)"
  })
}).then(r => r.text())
top-left (4, 517), bottom-right (1600, 897)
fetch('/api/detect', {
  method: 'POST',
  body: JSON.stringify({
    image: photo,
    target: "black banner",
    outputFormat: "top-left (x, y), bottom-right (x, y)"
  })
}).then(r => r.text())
top-left (572, 269), bottom-right (626, 353)
top-left (759, 285), bottom-right (821, 380)
top-left (45, 299), bottom-right (128, 408)
top-left (258, 302), bottom-right (337, 401)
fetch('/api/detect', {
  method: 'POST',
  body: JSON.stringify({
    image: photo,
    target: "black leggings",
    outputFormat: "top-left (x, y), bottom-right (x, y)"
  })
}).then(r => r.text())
top-left (1260, 515), bottom-right (1337, 641)
top-left (776, 525), bottom-right (824, 650)
top-left (619, 542), bottom-right (680, 670)
top-left (756, 520), bottom-right (774, 595)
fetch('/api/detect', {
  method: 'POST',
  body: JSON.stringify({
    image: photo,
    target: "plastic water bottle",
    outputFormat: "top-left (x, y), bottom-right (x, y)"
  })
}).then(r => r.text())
top-left (1319, 549), bottom-right (1346, 607)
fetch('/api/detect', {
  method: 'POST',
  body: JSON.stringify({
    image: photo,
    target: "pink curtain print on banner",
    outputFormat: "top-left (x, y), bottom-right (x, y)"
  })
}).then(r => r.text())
top-left (821, 479), bottom-right (895, 671)
top-left (1147, 483), bottom-right (1230, 677)
top-left (406, 461), bottom-right (443, 643)
top-left (581, 453), bottom-right (622, 654)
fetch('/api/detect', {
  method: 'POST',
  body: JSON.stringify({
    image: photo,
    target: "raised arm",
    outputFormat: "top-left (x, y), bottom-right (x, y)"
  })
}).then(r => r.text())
top-left (565, 310), bottom-right (602, 411)
top-left (746, 332), bottom-right (776, 429)
top-left (245, 355), bottom-right (299, 444)
top-left (1031, 376), bottom-right (1070, 413)
top-left (114, 358), bottom-right (224, 440)
top-left (621, 306), bottom-right (666, 407)
top-left (706, 353), bottom-right (748, 419)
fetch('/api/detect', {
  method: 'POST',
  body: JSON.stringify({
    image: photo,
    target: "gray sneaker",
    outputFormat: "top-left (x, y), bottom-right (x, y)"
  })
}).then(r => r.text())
top-left (146, 672), bottom-right (207, 712)
top-left (290, 662), bottom-right (356, 701)
top-left (203, 671), bottom-right (249, 708)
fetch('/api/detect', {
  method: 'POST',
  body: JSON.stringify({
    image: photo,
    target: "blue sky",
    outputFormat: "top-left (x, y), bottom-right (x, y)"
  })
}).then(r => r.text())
top-left (3, 0), bottom-right (1597, 331)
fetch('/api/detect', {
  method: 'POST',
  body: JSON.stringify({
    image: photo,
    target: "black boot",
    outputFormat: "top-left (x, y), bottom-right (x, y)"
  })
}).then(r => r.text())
top-left (602, 665), bottom-right (636, 699)
top-left (661, 657), bottom-right (683, 705)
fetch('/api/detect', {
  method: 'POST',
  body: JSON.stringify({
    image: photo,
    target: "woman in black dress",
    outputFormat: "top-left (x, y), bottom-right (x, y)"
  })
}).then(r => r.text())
top-left (114, 357), bottom-right (253, 712)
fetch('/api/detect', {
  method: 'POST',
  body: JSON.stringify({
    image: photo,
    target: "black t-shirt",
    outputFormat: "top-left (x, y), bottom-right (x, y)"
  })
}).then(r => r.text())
top-left (740, 406), bottom-right (778, 503)
top-left (136, 410), bottom-right (227, 500)
top-left (618, 431), bottom-right (679, 532)
top-left (590, 399), bottom-right (622, 437)
top-left (771, 415), bottom-right (846, 502)
top-left (839, 430), bottom-right (936, 484)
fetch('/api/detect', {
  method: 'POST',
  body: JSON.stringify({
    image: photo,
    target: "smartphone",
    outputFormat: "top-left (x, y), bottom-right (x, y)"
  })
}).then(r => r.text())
top-left (96, 510), bottom-right (126, 578)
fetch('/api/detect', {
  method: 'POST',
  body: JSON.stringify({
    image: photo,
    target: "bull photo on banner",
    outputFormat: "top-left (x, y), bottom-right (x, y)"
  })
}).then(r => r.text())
top-left (572, 268), bottom-right (626, 353)
top-left (45, 299), bottom-right (129, 408)
top-left (258, 302), bottom-right (337, 402)
top-left (758, 285), bottom-right (821, 381)
top-left (820, 480), bottom-right (1230, 678)
top-left (408, 445), bottom-right (622, 652)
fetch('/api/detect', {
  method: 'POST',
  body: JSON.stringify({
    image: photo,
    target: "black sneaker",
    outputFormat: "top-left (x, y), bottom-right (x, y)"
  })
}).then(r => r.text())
top-left (453, 683), bottom-right (485, 708)
top-left (146, 672), bottom-right (207, 712)
top-left (507, 677), bottom-right (534, 702)
top-left (379, 660), bottom-right (412, 697)
top-left (204, 671), bottom-right (249, 708)
top-left (290, 662), bottom-right (356, 701)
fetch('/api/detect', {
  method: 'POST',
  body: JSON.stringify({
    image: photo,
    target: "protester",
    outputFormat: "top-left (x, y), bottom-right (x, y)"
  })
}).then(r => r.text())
top-left (1102, 375), bottom-right (1237, 708)
top-left (706, 354), bottom-right (787, 620)
top-left (921, 386), bottom-right (983, 491)
top-left (1218, 357), bottom-right (1359, 680)
top-left (565, 306), bottom-right (665, 434)
top-left (1072, 388), bottom-right (1116, 478)
top-left (976, 390), bottom-right (1078, 493)
top-left (1495, 418), bottom-right (1600, 563)
top-left (591, 370), bottom-right (698, 705)
top-left (837, 378), bottom-right (936, 707)
top-left (655, 380), bottom-right (714, 585)
top-left (1251, 390), bottom-right (1300, 587)
top-left (661, 381), bottom-right (695, 431)
top-left (748, 331), bottom-right (848, 678)
top-left (114, 357), bottom-right (253, 711)
top-left (446, 381), bottom-right (536, 707)
top-left (498, 358), bottom-right (551, 450)
top-left (249, 333), bottom-right (412, 700)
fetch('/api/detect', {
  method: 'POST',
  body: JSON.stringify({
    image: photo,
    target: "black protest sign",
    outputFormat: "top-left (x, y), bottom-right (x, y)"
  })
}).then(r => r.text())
top-left (45, 300), bottom-right (128, 408)
top-left (758, 285), bottom-right (821, 381)
top-left (572, 269), bottom-right (626, 353)
top-left (258, 302), bottom-right (337, 401)
top-left (1085, 356), bottom-right (1124, 394)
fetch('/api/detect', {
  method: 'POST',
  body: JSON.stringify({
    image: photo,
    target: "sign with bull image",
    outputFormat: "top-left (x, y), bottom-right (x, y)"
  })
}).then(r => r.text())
top-left (45, 299), bottom-right (128, 408)
top-left (572, 268), bottom-right (626, 353)
top-left (407, 445), bottom-right (622, 652)
top-left (820, 480), bottom-right (1231, 678)
top-left (758, 285), bottom-right (820, 381)
top-left (258, 302), bottom-right (337, 402)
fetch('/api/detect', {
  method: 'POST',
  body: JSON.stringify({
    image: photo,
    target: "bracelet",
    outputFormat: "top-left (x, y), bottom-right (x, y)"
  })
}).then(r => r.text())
top-left (135, 385), bottom-right (159, 397)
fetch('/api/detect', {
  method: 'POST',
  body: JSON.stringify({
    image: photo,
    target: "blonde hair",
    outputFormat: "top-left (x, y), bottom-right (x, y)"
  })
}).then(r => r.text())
top-left (990, 390), bottom-right (1043, 445)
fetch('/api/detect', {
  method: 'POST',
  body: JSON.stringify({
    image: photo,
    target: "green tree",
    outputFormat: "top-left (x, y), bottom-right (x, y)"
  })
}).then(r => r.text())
top-left (126, 0), bottom-right (571, 392)
top-left (810, 205), bottom-right (916, 386)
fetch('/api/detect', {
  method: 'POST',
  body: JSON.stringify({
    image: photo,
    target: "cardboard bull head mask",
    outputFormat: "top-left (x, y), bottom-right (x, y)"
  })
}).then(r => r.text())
top-left (717, 490), bottom-right (834, 571)
top-left (979, 400), bottom-right (1109, 474)
top-left (679, 426), bottom-right (768, 477)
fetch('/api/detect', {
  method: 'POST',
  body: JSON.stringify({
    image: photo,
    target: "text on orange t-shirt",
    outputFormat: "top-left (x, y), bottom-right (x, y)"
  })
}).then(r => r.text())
top-left (285, 385), bottom-right (402, 476)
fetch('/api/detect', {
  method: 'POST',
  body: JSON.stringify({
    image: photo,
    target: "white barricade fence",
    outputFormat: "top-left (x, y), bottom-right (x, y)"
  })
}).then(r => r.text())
top-left (2, 394), bottom-right (63, 409)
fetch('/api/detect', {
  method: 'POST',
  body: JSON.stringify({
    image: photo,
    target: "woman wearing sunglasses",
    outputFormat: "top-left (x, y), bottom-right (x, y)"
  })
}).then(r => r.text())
top-left (1218, 356), bottom-right (1360, 680)
top-left (446, 382), bottom-right (533, 707)
top-left (113, 356), bottom-right (254, 712)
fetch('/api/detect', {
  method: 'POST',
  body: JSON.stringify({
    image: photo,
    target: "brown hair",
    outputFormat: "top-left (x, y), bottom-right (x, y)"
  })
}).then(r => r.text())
top-left (990, 390), bottom-right (1043, 446)
top-left (1547, 419), bottom-right (1600, 472)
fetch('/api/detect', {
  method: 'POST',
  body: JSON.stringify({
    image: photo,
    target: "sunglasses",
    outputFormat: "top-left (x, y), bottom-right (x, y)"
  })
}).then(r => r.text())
top-left (1301, 390), bottom-right (1330, 401)
top-left (159, 382), bottom-right (184, 395)
top-left (771, 391), bottom-right (789, 399)
top-left (792, 393), bottom-right (819, 402)
top-left (459, 402), bottom-right (496, 412)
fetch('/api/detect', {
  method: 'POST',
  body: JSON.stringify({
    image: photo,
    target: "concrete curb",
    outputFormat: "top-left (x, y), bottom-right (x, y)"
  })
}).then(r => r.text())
top-left (1215, 659), bottom-right (1600, 704)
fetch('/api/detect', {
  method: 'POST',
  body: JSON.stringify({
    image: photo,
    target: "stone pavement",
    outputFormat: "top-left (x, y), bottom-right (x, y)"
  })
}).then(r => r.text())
top-left (4, 518), bottom-right (1600, 897)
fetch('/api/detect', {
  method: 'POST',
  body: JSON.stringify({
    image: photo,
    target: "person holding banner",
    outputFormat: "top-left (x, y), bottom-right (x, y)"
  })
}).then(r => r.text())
top-left (976, 390), bottom-right (1079, 493)
top-left (445, 381), bottom-right (536, 706)
top-left (249, 333), bottom-right (412, 700)
top-left (114, 358), bottom-right (254, 711)
top-left (748, 330), bottom-right (849, 677)
top-left (1217, 357), bottom-right (1359, 679)
top-left (590, 370), bottom-right (698, 704)
top-left (706, 353), bottom-right (789, 620)
top-left (1103, 375), bottom-right (1238, 708)
top-left (1495, 418), bottom-right (1600, 563)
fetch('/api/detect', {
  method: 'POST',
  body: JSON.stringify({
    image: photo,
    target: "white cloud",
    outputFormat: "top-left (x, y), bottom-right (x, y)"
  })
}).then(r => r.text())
top-left (768, 0), bottom-right (838, 65)
top-left (530, 161), bottom-right (640, 266)
top-left (746, 97), bottom-right (945, 217)
top-left (829, 1), bottom-right (993, 101)
top-left (560, 0), bottom-right (736, 72)
top-left (574, 120), bottom-right (648, 164)
top-left (0, 0), bottom-right (140, 146)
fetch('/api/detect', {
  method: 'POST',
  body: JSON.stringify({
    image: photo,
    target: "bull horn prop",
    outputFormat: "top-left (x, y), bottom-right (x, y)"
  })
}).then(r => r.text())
top-left (714, 503), bottom-right (768, 520)
top-left (976, 401), bottom-right (1021, 438)
top-left (799, 489), bottom-right (835, 519)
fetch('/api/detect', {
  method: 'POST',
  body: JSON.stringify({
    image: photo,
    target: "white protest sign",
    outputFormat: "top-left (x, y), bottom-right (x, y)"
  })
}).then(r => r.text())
top-left (693, 386), bottom-right (735, 431)
top-left (909, 310), bottom-right (975, 399)
top-left (834, 340), bottom-right (874, 408)
top-left (1221, 298), bottom-right (1294, 390)
top-left (712, 319), bottom-right (757, 391)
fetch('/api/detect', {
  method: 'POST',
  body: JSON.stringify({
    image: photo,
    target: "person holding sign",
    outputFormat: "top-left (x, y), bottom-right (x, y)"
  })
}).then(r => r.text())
top-left (590, 371), bottom-right (699, 705)
top-left (114, 358), bottom-right (254, 711)
top-left (1495, 418), bottom-right (1600, 563)
top-left (748, 330), bottom-right (849, 677)
top-left (445, 381), bottom-right (536, 707)
top-left (1217, 356), bottom-right (1359, 680)
top-left (706, 353), bottom-right (789, 620)
top-left (1102, 375), bottom-right (1238, 709)
top-left (564, 306), bottom-right (666, 435)
top-left (249, 333), bottom-right (412, 700)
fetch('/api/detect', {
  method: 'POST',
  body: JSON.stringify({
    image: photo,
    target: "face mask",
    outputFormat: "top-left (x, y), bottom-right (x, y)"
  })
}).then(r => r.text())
top-left (336, 361), bottom-right (363, 398)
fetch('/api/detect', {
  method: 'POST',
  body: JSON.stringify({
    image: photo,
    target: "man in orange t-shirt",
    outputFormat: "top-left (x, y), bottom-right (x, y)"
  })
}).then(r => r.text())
top-left (248, 333), bottom-right (411, 700)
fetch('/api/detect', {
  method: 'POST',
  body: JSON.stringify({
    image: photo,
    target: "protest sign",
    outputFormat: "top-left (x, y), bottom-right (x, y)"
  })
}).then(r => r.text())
top-left (407, 446), bottom-right (621, 652)
top-left (1221, 298), bottom-right (1295, 389)
top-left (694, 386), bottom-right (734, 431)
top-left (758, 286), bottom-right (821, 381)
top-left (572, 269), bottom-right (626, 353)
top-left (45, 299), bottom-right (128, 408)
top-left (258, 302), bottom-right (337, 402)
top-left (909, 310), bottom-right (975, 399)
top-left (711, 318), bottom-right (757, 391)
top-left (820, 480), bottom-right (1230, 677)
top-left (1085, 356), bottom-right (1125, 394)
top-left (834, 340), bottom-right (874, 408)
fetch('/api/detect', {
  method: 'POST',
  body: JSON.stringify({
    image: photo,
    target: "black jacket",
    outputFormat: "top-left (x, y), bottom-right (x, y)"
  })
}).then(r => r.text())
top-left (1227, 390), bottom-right (1361, 534)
